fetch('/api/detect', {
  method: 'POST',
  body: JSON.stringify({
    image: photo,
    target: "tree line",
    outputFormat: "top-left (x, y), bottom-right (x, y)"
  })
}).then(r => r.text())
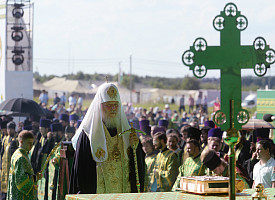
top-left (34, 71), bottom-right (274, 91)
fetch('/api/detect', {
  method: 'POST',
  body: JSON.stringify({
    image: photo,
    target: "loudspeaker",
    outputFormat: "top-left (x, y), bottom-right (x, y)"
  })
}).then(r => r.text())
top-left (11, 26), bottom-right (24, 42)
top-left (12, 3), bottom-right (24, 18)
top-left (6, 1), bottom-right (33, 71)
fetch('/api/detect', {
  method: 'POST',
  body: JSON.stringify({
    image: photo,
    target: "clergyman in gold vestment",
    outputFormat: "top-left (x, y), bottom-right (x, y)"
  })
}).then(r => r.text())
top-left (69, 82), bottom-right (146, 194)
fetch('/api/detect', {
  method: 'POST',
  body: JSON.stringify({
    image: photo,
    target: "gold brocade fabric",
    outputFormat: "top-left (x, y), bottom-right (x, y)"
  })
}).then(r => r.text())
top-left (37, 136), bottom-right (50, 200)
top-left (152, 149), bottom-right (179, 192)
top-left (145, 154), bottom-right (156, 191)
top-left (37, 154), bottom-right (48, 200)
top-left (7, 148), bottom-right (37, 200)
top-left (96, 125), bottom-right (131, 194)
top-left (1, 135), bottom-right (17, 193)
top-left (0, 135), bottom-right (6, 180)
top-left (48, 143), bottom-right (61, 200)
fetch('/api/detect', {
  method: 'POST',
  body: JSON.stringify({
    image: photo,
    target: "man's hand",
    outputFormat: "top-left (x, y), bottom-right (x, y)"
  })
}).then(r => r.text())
top-left (250, 142), bottom-right (256, 153)
top-left (251, 152), bottom-right (257, 160)
top-left (129, 132), bottom-right (139, 149)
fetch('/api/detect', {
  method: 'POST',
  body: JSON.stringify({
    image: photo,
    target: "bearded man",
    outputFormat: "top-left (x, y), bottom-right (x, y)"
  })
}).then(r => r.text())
top-left (69, 82), bottom-right (145, 194)
top-left (152, 132), bottom-right (179, 192)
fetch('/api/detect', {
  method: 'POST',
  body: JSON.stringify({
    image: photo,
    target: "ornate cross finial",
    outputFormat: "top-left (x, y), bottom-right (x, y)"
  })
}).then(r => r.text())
top-left (105, 75), bottom-right (109, 83)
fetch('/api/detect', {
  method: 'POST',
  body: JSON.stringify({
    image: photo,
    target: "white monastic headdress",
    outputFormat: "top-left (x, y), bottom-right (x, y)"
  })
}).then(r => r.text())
top-left (71, 82), bottom-right (130, 162)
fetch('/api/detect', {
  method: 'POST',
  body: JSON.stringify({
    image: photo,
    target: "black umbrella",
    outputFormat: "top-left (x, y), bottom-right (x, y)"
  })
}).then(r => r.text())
top-left (0, 110), bottom-right (26, 117)
top-left (0, 98), bottom-right (46, 116)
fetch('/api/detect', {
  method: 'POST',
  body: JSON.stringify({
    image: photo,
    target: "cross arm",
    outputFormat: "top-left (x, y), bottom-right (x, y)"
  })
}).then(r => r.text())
top-left (182, 44), bottom-right (224, 78)
top-left (182, 37), bottom-right (275, 78)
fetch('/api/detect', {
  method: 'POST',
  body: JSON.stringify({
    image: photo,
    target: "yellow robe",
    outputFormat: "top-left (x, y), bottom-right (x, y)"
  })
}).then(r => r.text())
top-left (172, 154), bottom-right (206, 191)
top-left (1, 135), bottom-right (17, 193)
top-left (152, 148), bottom-right (179, 192)
top-left (145, 153), bottom-right (156, 191)
top-left (96, 126), bottom-right (131, 193)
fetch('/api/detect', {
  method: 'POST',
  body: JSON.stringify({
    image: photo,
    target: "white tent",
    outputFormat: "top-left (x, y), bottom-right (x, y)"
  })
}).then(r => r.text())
top-left (41, 77), bottom-right (93, 98)
top-left (33, 79), bottom-right (48, 91)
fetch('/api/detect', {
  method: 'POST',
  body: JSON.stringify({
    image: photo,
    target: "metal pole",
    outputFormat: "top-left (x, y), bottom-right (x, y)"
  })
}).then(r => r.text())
top-left (118, 61), bottom-right (121, 85)
top-left (31, 2), bottom-right (34, 72)
top-left (68, 42), bottom-right (71, 74)
top-left (229, 144), bottom-right (236, 200)
top-left (5, 0), bottom-right (8, 71)
top-left (268, 70), bottom-right (271, 89)
top-left (129, 55), bottom-right (132, 103)
top-left (223, 100), bottom-right (239, 200)
top-left (224, 131), bottom-right (238, 200)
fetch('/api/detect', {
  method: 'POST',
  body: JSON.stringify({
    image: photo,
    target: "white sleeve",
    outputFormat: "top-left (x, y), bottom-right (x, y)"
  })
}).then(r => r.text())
top-left (252, 164), bottom-right (257, 181)
top-left (271, 164), bottom-right (275, 182)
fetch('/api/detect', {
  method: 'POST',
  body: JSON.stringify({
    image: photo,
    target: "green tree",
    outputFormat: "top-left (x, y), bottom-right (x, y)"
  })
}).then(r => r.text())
top-left (92, 73), bottom-right (100, 81)
top-left (121, 74), bottom-right (135, 90)
top-left (201, 82), bottom-right (219, 89)
top-left (75, 71), bottom-right (85, 80)
top-left (181, 76), bottom-right (200, 90)
top-left (113, 74), bottom-right (119, 82)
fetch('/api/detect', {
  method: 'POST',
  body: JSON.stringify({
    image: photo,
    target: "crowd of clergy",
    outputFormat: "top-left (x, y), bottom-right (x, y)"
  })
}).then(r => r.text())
top-left (0, 92), bottom-right (274, 199)
top-left (129, 103), bottom-right (275, 192)
top-left (0, 112), bottom-right (81, 200)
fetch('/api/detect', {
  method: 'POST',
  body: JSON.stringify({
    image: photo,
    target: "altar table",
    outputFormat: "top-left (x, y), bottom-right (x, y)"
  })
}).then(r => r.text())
top-left (66, 188), bottom-right (275, 200)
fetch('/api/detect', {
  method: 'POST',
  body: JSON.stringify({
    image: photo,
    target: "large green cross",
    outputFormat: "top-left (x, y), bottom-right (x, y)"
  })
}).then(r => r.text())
top-left (182, 3), bottom-right (275, 199)
top-left (182, 3), bottom-right (275, 131)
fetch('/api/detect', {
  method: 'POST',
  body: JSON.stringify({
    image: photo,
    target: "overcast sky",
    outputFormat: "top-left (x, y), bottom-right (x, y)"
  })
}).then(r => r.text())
top-left (33, 0), bottom-right (275, 78)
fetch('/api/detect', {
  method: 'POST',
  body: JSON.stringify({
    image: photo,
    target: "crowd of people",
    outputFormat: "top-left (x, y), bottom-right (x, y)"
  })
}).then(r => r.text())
top-left (124, 103), bottom-right (275, 191)
top-left (0, 83), bottom-right (274, 199)
top-left (120, 94), bottom-right (274, 192)
top-left (0, 105), bottom-right (83, 199)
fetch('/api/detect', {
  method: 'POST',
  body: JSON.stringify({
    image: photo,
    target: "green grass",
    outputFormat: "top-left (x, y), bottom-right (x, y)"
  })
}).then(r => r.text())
top-left (133, 103), bottom-right (179, 112)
